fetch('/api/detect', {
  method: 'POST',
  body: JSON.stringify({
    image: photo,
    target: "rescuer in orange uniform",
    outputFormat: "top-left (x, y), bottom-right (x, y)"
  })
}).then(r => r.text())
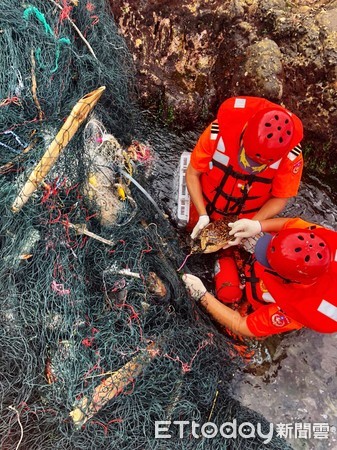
top-left (182, 217), bottom-right (337, 337)
top-left (186, 96), bottom-right (304, 240)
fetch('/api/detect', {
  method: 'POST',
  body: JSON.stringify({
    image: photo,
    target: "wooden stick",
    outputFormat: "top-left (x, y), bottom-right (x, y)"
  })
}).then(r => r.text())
top-left (31, 49), bottom-right (44, 121)
top-left (65, 222), bottom-right (115, 247)
top-left (47, 0), bottom-right (97, 60)
top-left (11, 86), bottom-right (106, 212)
top-left (0, 139), bottom-right (37, 175)
top-left (116, 268), bottom-right (141, 279)
top-left (70, 342), bottom-right (159, 429)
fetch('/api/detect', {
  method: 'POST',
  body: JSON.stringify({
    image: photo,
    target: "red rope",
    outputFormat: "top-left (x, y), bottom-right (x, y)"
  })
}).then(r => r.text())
top-left (59, 0), bottom-right (72, 23)
top-left (115, 302), bottom-right (143, 341)
top-left (0, 96), bottom-right (21, 107)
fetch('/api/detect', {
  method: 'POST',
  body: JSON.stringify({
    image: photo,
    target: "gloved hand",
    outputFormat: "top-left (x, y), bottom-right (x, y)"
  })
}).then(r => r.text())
top-left (190, 215), bottom-right (210, 239)
top-left (222, 236), bottom-right (242, 250)
top-left (182, 274), bottom-right (207, 302)
top-left (228, 219), bottom-right (262, 239)
top-left (241, 233), bottom-right (264, 254)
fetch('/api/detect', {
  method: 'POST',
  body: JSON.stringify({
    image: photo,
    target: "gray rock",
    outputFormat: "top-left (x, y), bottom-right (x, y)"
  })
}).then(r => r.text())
top-left (243, 39), bottom-right (284, 99)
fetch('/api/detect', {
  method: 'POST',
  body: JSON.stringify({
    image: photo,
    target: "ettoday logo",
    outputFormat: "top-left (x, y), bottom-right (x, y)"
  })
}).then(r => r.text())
top-left (154, 420), bottom-right (332, 442)
top-left (155, 419), bottom-right (274, 444)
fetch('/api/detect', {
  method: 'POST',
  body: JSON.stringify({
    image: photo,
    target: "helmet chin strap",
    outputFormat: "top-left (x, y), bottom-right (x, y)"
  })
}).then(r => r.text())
top-left (239, 146), bottom-right (267, 173)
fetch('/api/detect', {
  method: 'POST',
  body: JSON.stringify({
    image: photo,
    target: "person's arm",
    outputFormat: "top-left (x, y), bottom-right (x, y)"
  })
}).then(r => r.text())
top-left (252, 197), bottom-right (289, 221)
top-left (201, 294), bottom-right (303, 337)
top-left (259, 217), bottom-right (290, 232)
top-left (186, 121), bottom-right (216, 218)
top-left (199, 292), bottom-right (256, 337)
top-left (182, 274), bottom-right (257, 337)
top-left (228, 216), bottom-right (292, 240)
top-left (185, 163), bottom-right (207, 216)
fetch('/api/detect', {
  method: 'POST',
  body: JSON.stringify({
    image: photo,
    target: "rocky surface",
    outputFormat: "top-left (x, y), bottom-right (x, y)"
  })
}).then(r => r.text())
top-left (109, 0), bottom-right (337, 182)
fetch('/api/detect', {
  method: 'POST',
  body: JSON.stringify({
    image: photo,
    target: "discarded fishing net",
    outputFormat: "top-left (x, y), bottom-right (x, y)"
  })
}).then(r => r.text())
top-left (0, 167), bottom-right (292, 450)
top-left (0, 0), bottom-right (135, 170)
top-left (0, 1), bottom-right (292, 449)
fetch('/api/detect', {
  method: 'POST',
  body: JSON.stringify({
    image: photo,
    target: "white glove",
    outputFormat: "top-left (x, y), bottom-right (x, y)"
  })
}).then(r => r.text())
top-left (241, 233), bottom-right (264, 254)
top-left (222, 236), bottom-right (242, 250)
top-left (190, 215), bottom-right (210, 239)
top-left (182, 274), bottom-right (207, 302)
top-left (228, 219), bottom-right (262, 239)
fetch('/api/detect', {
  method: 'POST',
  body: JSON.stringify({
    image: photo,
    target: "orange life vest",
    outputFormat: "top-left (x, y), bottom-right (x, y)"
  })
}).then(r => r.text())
top-left (245, 260), bottom-right (337, 334)
top-left (200, 97), bottom-right (302, 218)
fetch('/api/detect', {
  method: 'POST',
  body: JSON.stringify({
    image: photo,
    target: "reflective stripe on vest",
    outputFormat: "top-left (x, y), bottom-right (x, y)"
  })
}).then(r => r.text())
top-left (318, 300), bottom-right (337, 322)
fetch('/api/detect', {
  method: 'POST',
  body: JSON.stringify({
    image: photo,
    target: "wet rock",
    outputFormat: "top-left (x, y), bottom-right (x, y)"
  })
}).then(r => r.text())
top-left (228, 0), bottom-right (245, 19)
top-left (257, 0), bottom-right (287, 26)
top-left (316, 9), bottom-right (337, 66)
top-left (241, 39), bottom-right (284, 99)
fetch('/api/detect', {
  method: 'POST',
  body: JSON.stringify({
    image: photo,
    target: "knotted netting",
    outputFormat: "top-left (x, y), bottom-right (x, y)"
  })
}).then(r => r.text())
top-left (0, 1), bottom-right (292, 449)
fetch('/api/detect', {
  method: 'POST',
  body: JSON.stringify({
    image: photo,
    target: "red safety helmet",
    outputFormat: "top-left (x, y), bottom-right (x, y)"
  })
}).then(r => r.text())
top-left (242, 108), bottom-right (295, 164)
top-left (266, 229), bottom-right (331, 284)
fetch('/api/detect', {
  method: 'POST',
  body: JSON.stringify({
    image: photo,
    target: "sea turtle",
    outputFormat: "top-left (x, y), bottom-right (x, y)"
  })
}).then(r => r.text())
top-left (191, 216), bottom-right (238, 254)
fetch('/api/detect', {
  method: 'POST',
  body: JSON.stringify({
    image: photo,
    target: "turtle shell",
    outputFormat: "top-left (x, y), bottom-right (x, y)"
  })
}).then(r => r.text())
top-left (191, 216), bottom-right (237, 254)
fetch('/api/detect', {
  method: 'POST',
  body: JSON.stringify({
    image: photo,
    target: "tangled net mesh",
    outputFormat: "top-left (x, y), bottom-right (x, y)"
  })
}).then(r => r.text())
top-left (0, 1), bottom-right (292, 449)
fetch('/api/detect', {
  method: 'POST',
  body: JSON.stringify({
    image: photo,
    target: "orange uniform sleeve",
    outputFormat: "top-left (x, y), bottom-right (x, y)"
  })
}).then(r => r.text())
top-left (271, 152), bottom-right (303, 198)
top-left (282, 217), bottom-right (322, 230)
top-left (246, 304), bottom-right (303, 337)
top-left (190, 122), bottom-right (217, 173)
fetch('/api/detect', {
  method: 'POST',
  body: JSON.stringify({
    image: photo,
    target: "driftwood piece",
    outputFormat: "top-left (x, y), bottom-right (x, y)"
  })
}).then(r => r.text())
top-left (69, 342), bottom-right (159, 429)
top-left (64, 222), bottom-right (115, 247)
top-left (11, 86), bottom-right (106, 212)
